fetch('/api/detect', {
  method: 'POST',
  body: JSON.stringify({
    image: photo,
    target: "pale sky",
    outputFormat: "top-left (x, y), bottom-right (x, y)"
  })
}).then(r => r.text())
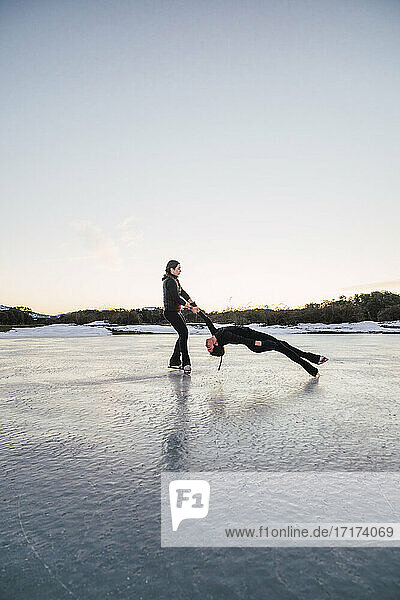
top-left (1, 0), bottom-right (399, 314)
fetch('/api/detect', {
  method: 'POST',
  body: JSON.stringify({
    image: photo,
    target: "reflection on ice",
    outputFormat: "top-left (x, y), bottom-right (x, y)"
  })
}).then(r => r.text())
top-left (0, 334), bottom-right (399, 599)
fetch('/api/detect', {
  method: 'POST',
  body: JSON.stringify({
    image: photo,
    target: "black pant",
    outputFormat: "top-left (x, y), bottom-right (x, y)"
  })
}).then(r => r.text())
top-left (256, 332), bottom-right (319, 376)
top-left (164, 310), bottom-right (190, 366)
top-left (273, 339), bottom-right (319, 376)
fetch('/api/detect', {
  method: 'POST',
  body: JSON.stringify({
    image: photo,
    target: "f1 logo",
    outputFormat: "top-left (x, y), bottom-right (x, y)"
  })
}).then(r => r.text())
top-left (169, 480), bottom-right (210, 531)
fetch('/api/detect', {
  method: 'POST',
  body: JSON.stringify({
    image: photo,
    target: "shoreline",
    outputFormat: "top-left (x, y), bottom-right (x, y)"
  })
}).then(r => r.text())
top-left (1, 319), bottom-right (400, 339)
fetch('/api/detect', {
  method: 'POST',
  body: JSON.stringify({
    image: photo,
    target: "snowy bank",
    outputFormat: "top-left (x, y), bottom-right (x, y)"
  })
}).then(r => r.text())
top-left (1, 320), bottom-right (400, 339)
top-left (0, 323), bottom-right (111, 338)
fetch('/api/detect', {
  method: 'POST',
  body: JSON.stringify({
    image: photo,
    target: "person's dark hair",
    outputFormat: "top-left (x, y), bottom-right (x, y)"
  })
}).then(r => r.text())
top-left (210, 344), bottom-right (225, 370)
top-left (165, 259), bottom-right (180, 275)
top-left (210, 345), bottom-right (225, 357)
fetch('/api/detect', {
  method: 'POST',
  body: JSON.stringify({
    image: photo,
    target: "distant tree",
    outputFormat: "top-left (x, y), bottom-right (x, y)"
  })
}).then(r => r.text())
top-left (356, 291), bottom-right (400, 320)
top-left (5, 290), bottom-right (400, 327)
top-left (0, 308), bottom-right (34, 325)
top-left (377, 304), bottom-right (400, 321)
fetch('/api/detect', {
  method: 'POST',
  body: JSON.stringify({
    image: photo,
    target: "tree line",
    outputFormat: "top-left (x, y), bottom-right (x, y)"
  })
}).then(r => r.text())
top-left (207, 291), bottom-right (400, 325)
top-left (1, 291), bottom-right (400, 327)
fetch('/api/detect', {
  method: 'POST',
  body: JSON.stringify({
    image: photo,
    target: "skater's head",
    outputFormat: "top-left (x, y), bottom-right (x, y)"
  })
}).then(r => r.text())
top-left (206, 336), bottom-right (225, 357)
top-left (165, 260), bottom-right (181, 277)
top-left (211, 345), bottom-right (225, 357)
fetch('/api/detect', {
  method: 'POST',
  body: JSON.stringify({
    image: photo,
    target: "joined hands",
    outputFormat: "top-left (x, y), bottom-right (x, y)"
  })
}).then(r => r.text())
top-left (184, 301), bottom-right (199, 313)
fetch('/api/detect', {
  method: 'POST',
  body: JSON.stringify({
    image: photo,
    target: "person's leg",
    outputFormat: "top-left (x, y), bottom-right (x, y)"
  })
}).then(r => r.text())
top-left (164, 311), bottom-right (190, 366)
top-left (277, 340), bottom-right (321, 365)
top-left (164, 311), bottom-right (182, 365)
top-left (255, 331), bottom-right (324, 366)
top-left (273, 339), bottom-right (318, 376)
top-left (170, 338), bottom-right (182, 366)
top-left (173, 314), bottom-right (190, 366)
top-left (245, 329), bottom-right (319, 375)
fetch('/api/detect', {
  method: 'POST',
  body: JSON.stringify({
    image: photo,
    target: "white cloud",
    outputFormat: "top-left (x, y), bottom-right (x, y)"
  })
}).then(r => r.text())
top-left (72, 217), bottom-right (144, 269)
top-left (120, 231), bottom-right (144, 248)
top-left (115, 216), bottom-right (136, 230)
top-left (115, 215), bottom-right (144, 248)
top-left (342, 279), bottom-right (400, 292)
top-left (73, 221), bottom-right (122, 270)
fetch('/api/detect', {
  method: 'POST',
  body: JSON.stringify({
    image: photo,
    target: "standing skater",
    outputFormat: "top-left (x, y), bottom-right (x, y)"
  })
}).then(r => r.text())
top-left (198, 311), bottom-right (328, 377)
top-left (162, 260), bottom-right (197, 374)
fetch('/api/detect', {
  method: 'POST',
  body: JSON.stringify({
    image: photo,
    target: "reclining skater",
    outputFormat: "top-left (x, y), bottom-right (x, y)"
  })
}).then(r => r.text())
top-left (198, 311), bottom-right (328, 377)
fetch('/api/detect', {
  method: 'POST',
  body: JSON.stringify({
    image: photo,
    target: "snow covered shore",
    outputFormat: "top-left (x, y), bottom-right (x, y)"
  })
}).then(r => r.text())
top-left (1, 320), bottom-right (400, 339)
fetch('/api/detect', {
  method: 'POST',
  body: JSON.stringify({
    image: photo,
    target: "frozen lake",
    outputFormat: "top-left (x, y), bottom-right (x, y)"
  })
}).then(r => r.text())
top-left (1, 334), bottom-right (399, 599)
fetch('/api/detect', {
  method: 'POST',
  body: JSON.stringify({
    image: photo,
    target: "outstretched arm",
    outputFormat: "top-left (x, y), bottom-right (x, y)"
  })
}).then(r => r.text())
top-left (180, 287), bottom-right (197, 308)
top-left (197, 311), bottom-right (217, 336)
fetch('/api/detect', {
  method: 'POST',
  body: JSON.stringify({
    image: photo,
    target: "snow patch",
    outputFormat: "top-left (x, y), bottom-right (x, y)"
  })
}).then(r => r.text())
top-left (1, 320), bottom-right (400, 339)
top-left (0, 324), bottom-right (112, 338)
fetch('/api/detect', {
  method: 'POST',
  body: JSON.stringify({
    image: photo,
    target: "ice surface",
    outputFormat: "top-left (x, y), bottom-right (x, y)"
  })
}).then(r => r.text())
top-left (1, 334), bottom-right (399, 599)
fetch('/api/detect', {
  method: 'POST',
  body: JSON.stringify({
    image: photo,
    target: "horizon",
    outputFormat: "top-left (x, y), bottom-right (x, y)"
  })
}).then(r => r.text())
top-left (2, 287), bottom-right (399, 317)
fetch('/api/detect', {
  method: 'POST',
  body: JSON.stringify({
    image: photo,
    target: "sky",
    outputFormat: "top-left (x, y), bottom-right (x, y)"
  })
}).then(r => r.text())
top-left (1, 0), bottom-right (399, 314)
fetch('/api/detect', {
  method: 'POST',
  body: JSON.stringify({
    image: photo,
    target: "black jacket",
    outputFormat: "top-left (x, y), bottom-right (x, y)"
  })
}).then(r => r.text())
top-left (162, 274), bottom-right (194, 312)
top-left (199, 311), bottom-right (277, 353)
